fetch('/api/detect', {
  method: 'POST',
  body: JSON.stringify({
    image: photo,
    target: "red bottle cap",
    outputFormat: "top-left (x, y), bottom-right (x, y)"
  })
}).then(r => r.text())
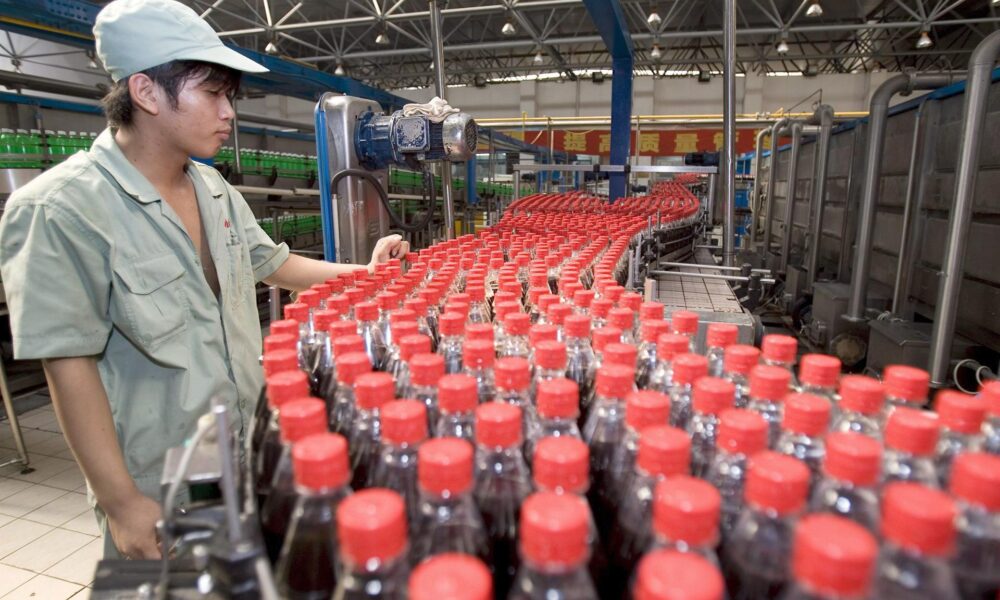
top-left (640, 302), bottom-right (665, 321)
top-left (269, 318), bottom-right (299, 338)
top-left (604, 343), bottom-right (638, 368)
top-left (538, 294), bottom-right (560, 315)
top-left (466, 285), bottom-right (486, 302)
top-left (692, 377), bottom-right (735, 416)
top-left (608, 307), bottom-right (634, 332)
top-left (283, 302), bottom-right (308, 323)
top-left (593, 326), bottom-right (624, 353)
top-left (656, 333), bottom-right (692, 361)
top-left (375, 292), bottom-right (399, 312)
top-left (389, 309), bottom-right (417, 326)
top-left (745, 451), bottom-right (810, 514)
top-left (604, 285), bottom-right (624, 303)
top-left (438, 374), bottom-right (478, 413)
top-left (670, 354), bottom-right (708, 386)
top-left (534, 340), bottom-right (567, 371)
top-left (409, 353), bottom-right (445, 387)
top-left (263, 333), bottom-right (298, 354)
top-left (354, 372), bottom-right (395, 411)
top-left (465, 323), bottom-right (494, 344)
top-left (463, 339), bottom-right (495, 370)
top-left (619, 292), bottom-right (642, 312)
top-left (293, 432), bottom-right (350, 491)
top-left (824, 432), bottom-right (882, 486)
top-left (355, 301), bottom-right (380, 321)
top-left (640, 319), bottom-right (672, 344)
top-left (590, 298), bottom-right (613, 318)
top-left (332, 335), bottom-right (366, 358)
top-left (337, 489), bottom-right (408, 564)
top-left (781, 393), bottom-right (831, 436)
top-left (278, 397), bottom-right (326, 444)
top-left (493, 301), bottom-right (519, 323)
top-left (749, 364), bottom-right (792, 400)
top-left (533, 436), bottom-right (589, 493)
top-left (670, 310), bottom-right (699, 335)
top-left (634, 550), bottom-right (724, 600)
top-left (399, 334), bottom-right (431, 362)
top-left (312, 309), bottom-right (340, 332)
top-left (328, 320), bottom-right (359, 341)
top-left (626, 390), bottom-right (671, 430)
top-left (762, 334), bottom-right (797, 363)
top-left (536, 378), bottom-right (580, 419)
top-left (547, 303), bottom-right (573, 326)
top-left (404, 297), bottom-right (428, 316)
top-left (335, 351), bottom-right (372, 386)
top-left (881, 483), bottom-right (956, 556)
top-left (596, 364), bottom-right (635, 398)
top-left (792, 515), bottom-right (877, 598)
top-left (299, 289), bottom-right (322, 309)
top-left (519, 492), bottom-right (590, 568)
top-left (344, 288), bottom-right (365, 305)
top-left (529, 324), bottom-right (559, 348)
top-left (438, 312), bottom-right (466, 337)
top-left (950, 452), bottom-right (1000, 511)
top-left (883, 365), bottom-right (930, 403)
top-left (391, 321), bottom-right (419, 343)
top-left (409, 554), bottom-right (493, 600)
top-left (266, 370), bottom-right (309, 409)
top-left (502, 313), bottom-right (529, 336)
top-left (451, 292), bottom-right (472, 305)
top-left (444, 301), bottom-right (470, 318)
top-left (981, 380), bottom-right (1000, 417)
top-left (706, 323), bottom-right (739, 349)
top-left (495, 357), bottom-right (530, 391)
top-left (564, 314), bottom-right (591, 339)
top-left (884, 407), bottom-right (939, 455)
top-left (723, 345), bottom-right (760, 375)
top-left (380, 399), bottom-right (427, 445)
top-left (935, 389), bottom-right (988, 434)
top-left (476, 402), bottom-right (523, 448)
top-left (636, 425), bottom-right (691, 477)
top-left (717, 409), bottom-right (768, 456)
top-left (419, 437), bottom-right (474, 495)
top-left (573, 290), bottom-right (595, 309)
top-left (798, 354), bottom-right (841, 388)
top-left (653, 476), bottom-right (721, 547)
top-left (262, 348), bottom-right (299, 378)
top-left (839, 375), bottom-right (885, 415)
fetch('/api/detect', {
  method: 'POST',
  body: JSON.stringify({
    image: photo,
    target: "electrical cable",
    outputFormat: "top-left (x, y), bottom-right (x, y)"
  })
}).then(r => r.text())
top-left (330, 167), bottom-right (436, 234)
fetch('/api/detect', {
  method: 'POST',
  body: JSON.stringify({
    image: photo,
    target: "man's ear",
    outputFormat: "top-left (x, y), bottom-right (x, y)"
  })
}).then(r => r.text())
top-left (128, 73), bottom-right (161, 118)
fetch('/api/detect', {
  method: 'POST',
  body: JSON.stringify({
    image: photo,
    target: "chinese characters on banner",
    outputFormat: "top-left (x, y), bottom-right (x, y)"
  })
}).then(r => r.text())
top-left (513, 129), bottom-right (759, 156)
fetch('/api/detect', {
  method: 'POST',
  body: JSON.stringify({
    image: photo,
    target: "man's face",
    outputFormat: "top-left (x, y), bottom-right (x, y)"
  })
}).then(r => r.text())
top-left (157, 72), bottom-right (235, 159)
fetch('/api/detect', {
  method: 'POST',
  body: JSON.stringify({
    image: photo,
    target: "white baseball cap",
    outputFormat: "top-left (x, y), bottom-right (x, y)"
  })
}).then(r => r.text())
top-left (94, 0), bottom-right (268, 82)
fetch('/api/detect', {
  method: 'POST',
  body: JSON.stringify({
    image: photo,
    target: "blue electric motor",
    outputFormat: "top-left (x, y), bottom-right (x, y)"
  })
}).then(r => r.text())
top-left (354, 108), bottom-right (478, 171)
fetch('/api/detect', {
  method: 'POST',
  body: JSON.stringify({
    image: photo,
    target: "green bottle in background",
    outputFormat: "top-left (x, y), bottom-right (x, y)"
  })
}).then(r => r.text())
top-left (27, 129), bottom-right (42, 168)
top-left (0, 128), bottom-right (14, 168)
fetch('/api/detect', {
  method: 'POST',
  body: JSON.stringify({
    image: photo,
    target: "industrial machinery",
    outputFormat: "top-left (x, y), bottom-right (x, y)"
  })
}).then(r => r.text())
top-left (314, 95), bottom-right (477, 265)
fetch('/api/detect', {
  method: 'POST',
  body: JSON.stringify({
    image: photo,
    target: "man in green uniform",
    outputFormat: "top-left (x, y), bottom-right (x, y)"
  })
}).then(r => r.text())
top-left (0, 0), bottom-right (407, 559)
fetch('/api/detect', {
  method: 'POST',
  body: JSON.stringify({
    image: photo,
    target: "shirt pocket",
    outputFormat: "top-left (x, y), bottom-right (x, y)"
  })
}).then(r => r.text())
top-left (112, 253), bottom-right (188, 349)
top-left (225, 236), bottom-right (253, 309)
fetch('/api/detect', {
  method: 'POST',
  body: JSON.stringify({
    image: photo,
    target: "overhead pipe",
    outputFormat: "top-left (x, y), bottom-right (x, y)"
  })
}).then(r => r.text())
top-left (749, 127), bottom-right (770, 248)
top-left (929, 31), bottom-right (1000, 387)
top-left (890, 99), bottom-right (932, 317)
top-left (722, 0), bottom-right (736, 266)
top-left (428, 0), bottom-right (455, 240)
top-left (762, 117), bottom-right (790, 253)
top-left (844, 72), bottom-right (960, 323)
top-left (778, 121), bottom-right (804, 273)
top-left (805, 104), bottom-right (834, 289)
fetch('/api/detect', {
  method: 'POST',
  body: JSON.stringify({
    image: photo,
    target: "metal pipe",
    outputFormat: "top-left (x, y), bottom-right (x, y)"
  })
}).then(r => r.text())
top-left (750, 127), bottom-right (770, 248)
top-left (706, 173), bottom-right (717, 227)
top-left (231, 98), bottom-right (243, 176)
top-left (657, 261), bottom-right (771, 274)
top-left (845, 72), bottom-right (958, 322)
top-left (805, 104), bottom-right (834, 289)
top-left (779, 122), bottom-right (804, 273)
top-left (929, 31), bottom-right (1000, 387)
top-left (763, 117), bottom-right (790, 253)
top-left (891, 99), bottom-right (929, 316)
top-left (428, 0), bottom-right (454, 239)
top-left (722, 0), bottom-right (736, 267)
top-left (649, 270), bottom-right (777, 285)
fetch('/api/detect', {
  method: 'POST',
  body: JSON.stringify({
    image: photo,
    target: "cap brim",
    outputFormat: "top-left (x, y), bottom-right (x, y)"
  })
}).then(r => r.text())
top-left (180, 45), bottom-right (269, 74)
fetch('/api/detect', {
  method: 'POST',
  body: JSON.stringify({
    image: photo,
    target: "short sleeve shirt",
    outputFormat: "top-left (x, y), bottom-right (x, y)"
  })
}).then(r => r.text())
top-left (0, 129), bottom-right (289, 496)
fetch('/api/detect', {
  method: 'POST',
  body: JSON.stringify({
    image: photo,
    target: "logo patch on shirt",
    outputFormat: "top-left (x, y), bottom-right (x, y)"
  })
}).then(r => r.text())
top-left (224, 219), bottom-right (231, 228)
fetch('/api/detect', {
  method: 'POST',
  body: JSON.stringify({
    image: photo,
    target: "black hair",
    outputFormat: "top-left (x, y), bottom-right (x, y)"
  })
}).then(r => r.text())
top-left (101, 60), bottom-right (242, 128)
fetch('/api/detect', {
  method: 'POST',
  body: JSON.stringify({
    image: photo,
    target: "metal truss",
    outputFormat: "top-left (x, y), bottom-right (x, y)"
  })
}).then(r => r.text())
top-left (179, 0), bottom-right (998, 88)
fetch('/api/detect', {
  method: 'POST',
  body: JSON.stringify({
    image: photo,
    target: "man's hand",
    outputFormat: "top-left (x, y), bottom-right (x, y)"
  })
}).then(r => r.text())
top-left (368, 234), bottom-right (410, 271)
top-left (106, 492), bottom-right (162, 559)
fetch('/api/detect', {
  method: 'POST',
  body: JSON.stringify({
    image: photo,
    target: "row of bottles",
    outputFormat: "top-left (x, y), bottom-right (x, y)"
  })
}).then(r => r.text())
top-left (248, 184), bottom-right (999, 600)
top-left (214, 146), bottom-right (316, 179)
top-left (0, 128), bottom-right (95, 168)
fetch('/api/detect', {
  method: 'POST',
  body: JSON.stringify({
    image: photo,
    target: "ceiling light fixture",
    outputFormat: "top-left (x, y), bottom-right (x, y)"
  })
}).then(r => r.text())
top-left (916, 29), bottom-right (933, 49)
top-left (776, 32), bottom-right (790, 54)
top-left (264, 40), bottom-right (279, 55)
top-left (501, 21), bottom-right (516, 36)
top-left (647, 10), bottom-right (662, 28)
top-left (650, 44), bottom-right (662, 59)
top-left (334, 63), bottom-right (345, 76)
top-left (375, 31), bottom-right (389, 45)
top-left (534, 50), bottom-right (544, 64)
top-left (806, 0), bottom-right (823, 18)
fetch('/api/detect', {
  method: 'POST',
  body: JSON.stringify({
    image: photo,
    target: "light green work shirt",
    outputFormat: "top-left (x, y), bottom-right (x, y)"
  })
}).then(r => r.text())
top-left (0, 129), bottom-right (289, 498)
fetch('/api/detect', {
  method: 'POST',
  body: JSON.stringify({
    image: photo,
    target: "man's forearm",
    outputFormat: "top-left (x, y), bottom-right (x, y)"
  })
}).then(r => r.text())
top-left (263, 252), bottom-right (368, 293)
top-left (42, 357), bottom-right (143, 513)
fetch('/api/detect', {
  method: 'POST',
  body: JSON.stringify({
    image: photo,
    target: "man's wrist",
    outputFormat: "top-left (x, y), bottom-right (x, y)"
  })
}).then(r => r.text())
top-left (98, 484), bottom-right (144, 517)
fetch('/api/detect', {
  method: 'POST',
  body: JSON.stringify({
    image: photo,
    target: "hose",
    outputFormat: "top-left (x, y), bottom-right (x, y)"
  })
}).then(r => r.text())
top-left (953, 358), bottom-right (997, 393)
top-left (330, 167), bottom-right (437, 234)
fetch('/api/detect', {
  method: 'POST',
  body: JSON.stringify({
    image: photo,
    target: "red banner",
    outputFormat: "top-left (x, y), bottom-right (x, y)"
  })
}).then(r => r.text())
top-left (510, 129), bottom-right (759, 156)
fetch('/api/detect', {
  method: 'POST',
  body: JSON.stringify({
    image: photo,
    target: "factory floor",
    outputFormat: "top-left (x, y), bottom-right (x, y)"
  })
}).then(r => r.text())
top-left (0, 401), bottom-right (97, 600)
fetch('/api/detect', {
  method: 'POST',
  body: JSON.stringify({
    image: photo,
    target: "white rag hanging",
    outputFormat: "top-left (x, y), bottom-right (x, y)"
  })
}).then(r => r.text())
top-left (401, 96), bottom-right (460, 123)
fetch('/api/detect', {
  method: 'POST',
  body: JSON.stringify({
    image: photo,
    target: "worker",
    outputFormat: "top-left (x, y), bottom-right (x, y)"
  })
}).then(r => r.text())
top-left (0, 0), bottom-right (407, 560)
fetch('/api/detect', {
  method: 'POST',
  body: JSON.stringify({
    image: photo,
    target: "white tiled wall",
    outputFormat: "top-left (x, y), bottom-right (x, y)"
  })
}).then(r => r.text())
top-left (0, 405), bottom-right (97, 600)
